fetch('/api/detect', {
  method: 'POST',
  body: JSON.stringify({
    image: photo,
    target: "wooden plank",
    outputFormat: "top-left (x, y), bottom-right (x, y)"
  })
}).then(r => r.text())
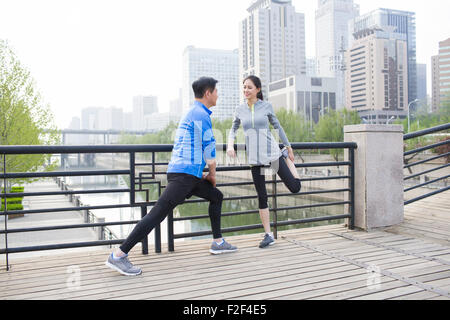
top-left (3, 244), bottom-right (345, 300)
top-left (348, 285), bottom-right (423, 300)
top-left (69, 260), bottom-right (358, 301)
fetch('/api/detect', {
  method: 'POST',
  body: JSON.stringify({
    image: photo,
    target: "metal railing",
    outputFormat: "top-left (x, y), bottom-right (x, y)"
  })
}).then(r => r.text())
top-left (404, 123), bottom-right (450, 205)
top-left (0, 143), bottom-right (357, 270)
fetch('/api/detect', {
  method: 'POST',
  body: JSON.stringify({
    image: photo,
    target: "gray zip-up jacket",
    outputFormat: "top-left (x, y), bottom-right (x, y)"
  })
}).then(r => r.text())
top-left (228, 99), bottom-right (291, 165)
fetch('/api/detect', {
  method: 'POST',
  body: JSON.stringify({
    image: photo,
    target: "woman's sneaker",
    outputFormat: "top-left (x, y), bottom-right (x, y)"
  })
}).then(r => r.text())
top-left (105, 253), bottom-right (142, 276)
top-left (210, 239), bottom-right (238, 255)
top-left (259, 233), bottom-right (275, 248)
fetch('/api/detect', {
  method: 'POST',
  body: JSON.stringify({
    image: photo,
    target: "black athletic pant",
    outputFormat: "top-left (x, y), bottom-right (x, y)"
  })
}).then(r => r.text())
top-left (251, 156), bottom-right (301, 210)
top-left (120, 173), bottom-right (223, 254)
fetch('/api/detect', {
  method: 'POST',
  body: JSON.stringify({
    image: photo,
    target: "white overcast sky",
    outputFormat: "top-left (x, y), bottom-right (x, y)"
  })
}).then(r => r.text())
top-left (0, 0), bottom-right (449, 129)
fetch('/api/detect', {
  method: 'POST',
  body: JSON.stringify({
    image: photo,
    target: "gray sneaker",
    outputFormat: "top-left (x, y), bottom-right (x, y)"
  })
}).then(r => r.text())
top-left (105, 253), bottom-right (142, 276)
top-left (259, 233), bottom-right (275, 248)
top-left (209, 239), bottom-right (238, 255)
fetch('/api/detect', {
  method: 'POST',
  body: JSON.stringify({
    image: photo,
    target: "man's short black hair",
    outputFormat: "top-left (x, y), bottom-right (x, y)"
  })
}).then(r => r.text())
top-left (192, 77), bottom-right (218, 99)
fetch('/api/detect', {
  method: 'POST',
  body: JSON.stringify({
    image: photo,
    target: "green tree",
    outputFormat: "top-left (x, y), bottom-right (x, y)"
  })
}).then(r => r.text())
top-left (275, 108), bottom-right (313, 143)
top-left (314, 109), bottom-right (361, 161)
top-left (0, 40), bottom-right (59, 190)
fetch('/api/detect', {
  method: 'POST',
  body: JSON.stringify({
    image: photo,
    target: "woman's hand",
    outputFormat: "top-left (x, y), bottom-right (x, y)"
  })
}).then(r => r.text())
top-left (287, 147), bottom-right (295, 162)
top-left (227, 143), bottom-right (236, 158)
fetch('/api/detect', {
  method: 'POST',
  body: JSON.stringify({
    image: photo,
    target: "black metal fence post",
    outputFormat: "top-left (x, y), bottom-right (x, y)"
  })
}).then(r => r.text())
top-left (349, 148), bottom-right (355, 230)
top-left (140, 205), bottom-right (148, 255)
top-left (272, 173), bottom-right (278, 240)
top-left (154, 181), bottom-right (162, 253)
top-left (3, 154), bottom-right (9, 271)
top-left (129, 152), bottom-right (135, 205)
top-left (168, 210), bottom-right (174, 252)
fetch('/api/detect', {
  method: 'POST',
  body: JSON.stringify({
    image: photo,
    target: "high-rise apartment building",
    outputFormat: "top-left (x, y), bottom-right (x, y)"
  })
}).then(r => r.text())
top-left (345, 27), bottom-right (408, 124)
top-left (182, 46), bottom-right (239, 120)
top-left (438, 38), bottom-right (450, 107)
top-left (132, 95), bottom-right (158, 131)
top-left (315, 0), bottom-right (359, 109)
top-left (431, 55), bottom-right (441, 112)
top-left (239, 0), bottom-right (306, 102)
top-left (431, 39), bottom-right (450, 112)
top-left (349, 8), bottom-right (417, 104)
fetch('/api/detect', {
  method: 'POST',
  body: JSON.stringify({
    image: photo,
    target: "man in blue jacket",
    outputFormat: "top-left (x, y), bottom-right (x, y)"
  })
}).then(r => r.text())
top-left (106, 77), bottom-right (237, 276)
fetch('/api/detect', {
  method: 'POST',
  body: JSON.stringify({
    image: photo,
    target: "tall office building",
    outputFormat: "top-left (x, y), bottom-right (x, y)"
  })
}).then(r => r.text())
top-left (182, 46), bottom-right (239, 120)
top-left (345, 26), bottom-right (409, 124)
top-left (349, 8), bottom-right (417, 104)
top-left (438, 38), bottom-right (450, 106)
top-left (315, 0), bottom-right (360, 109)
top-left (132, 95), bottom-right (158, 131)
top-left (416, 63), bottom-right (427, 104)
top-left (239, 0), bottom-right (306, 102)
top-left (431, 55), bottom-right (441, 112)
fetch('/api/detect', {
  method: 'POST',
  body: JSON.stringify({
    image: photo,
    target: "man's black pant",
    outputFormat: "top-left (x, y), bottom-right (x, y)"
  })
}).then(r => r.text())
top-left (120, 173), bottom-right (223, 254)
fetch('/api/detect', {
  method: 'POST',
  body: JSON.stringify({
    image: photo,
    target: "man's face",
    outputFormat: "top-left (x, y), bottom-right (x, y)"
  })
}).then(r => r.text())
top-left (207, 87), bottom-right (218, 107)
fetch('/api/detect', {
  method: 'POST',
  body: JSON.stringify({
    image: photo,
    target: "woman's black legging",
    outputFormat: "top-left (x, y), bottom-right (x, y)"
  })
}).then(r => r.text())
top-left (251, 156), bottom-right (301, 209)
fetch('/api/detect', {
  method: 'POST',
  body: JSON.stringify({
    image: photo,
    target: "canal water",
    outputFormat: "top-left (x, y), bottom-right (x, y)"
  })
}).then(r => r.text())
top-left (64, 173), bottom-right (346, 244)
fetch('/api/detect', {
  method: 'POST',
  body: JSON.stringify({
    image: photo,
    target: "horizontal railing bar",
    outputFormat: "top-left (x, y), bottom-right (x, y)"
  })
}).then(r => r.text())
top-left (404, 140), bottom-right (450, 156)
top-left (173, 209), bottom-right (260, 221)
top-left (404, 123), bottom-right (450, 140)
top-left (404, 186), bottom-right (450, 205)
top-left (150, 162), bottom-right (352, 176)
top-left (0, 203), bottom-right (153, 216)
top-left (0, 145), bottom-right (174, 155)
top-left (173, 201), bottom-right (350, 221)
top-left (404, 175), bottom-right (450, 192)
top-left (273, 201), bottom-right (351, 212)
top-left (173, 214), bottom-right (350, 239)
top-left (0, 239), bottom-right (126, 254)
top-left (177, 188), bottom-right (351, 205)
top-left (274, 214), bottom-right (350, 227)
top-left (404, 152), bottom-right (450, 169)
top-left (215, 176), bottom-right (350, 188)
top-left (0, 142), bottom-right (357, 155)
top-left (3, 188), bottom-right (131, 198)
top-left (0, 170), bottom-right (130, 179)
top-left (404, 163), bottom-right (450, 181)
top-left (135, 162), bottom-right (169, 166)
top-left (0, 220), bottom-right (140, 234)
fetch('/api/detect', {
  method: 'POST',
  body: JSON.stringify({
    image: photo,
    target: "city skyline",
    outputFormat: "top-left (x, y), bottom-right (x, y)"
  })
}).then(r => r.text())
top-left (0, 0), bottom-right (449, 129)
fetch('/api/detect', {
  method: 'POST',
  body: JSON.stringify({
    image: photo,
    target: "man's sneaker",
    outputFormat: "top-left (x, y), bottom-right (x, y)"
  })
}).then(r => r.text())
top-left (259, 233), bottom-right (275, 248)
top-left (209, 239), bottom-right (238, 255)
top-left (105, 253), bottom-right (142, 276)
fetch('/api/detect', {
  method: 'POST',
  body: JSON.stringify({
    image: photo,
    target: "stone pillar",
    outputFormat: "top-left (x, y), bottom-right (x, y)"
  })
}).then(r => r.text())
top-left (344, 125), bottom-right (404, 231)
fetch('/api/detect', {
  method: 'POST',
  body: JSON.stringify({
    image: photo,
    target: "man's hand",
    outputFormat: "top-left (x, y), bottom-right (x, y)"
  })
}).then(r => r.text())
top-left (204, 159), bottom-right (217, 187)
top-left (202, 173), bottom-right (217, 187)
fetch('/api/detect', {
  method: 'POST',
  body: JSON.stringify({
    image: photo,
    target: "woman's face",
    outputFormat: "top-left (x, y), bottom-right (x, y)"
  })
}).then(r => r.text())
top-left (243, 79), bottom-right (260, 101)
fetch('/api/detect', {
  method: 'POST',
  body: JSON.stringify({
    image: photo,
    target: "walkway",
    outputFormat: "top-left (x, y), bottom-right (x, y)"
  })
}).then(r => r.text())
top-left (1, 185), bottom-right (449, 300)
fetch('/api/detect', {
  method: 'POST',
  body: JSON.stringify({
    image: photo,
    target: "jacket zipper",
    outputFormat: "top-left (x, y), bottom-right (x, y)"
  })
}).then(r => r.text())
top-left (251, 104), bottom-right (255, 128)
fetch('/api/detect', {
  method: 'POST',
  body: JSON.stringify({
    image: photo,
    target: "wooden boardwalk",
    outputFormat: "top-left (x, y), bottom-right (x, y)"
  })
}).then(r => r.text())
top-left (0, 191), bottom-right (449, 300)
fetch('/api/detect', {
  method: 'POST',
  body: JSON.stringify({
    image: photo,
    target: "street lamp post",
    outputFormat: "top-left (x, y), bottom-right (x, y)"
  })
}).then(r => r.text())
top-left (407, 99), bottom-right (420, 133)
top-left (386, 116), bottom-right (395, 124)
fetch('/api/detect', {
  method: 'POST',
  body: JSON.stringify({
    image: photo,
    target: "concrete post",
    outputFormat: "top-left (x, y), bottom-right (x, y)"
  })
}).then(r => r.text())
top-left (344, 124), bottom-right (404, 231)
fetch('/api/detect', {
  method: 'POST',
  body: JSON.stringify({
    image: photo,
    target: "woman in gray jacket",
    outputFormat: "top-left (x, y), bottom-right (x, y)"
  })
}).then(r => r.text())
top-left (227, 75), bottom-right (301, 248)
